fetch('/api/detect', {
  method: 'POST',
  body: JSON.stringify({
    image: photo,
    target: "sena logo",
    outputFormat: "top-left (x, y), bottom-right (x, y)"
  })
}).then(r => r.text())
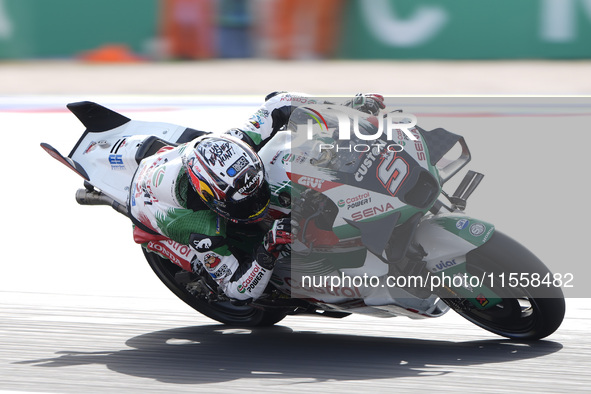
top-left (351, 202), bottom-right (395, 221)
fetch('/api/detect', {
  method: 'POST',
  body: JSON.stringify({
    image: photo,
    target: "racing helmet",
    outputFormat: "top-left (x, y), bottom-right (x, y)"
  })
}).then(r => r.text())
top-left (183, 134), bottom-right (270, 223)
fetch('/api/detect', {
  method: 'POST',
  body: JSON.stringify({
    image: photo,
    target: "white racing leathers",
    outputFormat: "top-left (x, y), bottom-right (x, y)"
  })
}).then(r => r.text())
top-left (129, 92), bottom-right (306, 301)
top-left (193, 243), bottom-right (273, 301)
top-left (225, 91), bottom-right (314, 152)
top-left (129, 144), bottom-right (276, 301)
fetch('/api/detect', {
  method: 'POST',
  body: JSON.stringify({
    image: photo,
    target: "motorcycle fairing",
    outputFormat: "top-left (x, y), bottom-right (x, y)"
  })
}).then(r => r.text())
top-left (67, 101), bottom-right (131, 135)
top-left (344, 211), bottom-right (401, 257)
top-left (415, 214), bottom-right (502, 309)
top-left (417, 127), bottom-right (471, 184)
top-left (415, 213), bottom-right (494, 269)
top-left (270, 262), bottom-right (450, 319)
top-left (40, 143), bottom-right (90, 181)
top-left (43, 102), bottom-right (201, 205)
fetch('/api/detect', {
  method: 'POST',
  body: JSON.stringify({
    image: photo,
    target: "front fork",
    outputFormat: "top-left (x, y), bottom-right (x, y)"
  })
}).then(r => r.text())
top-left (412, 170), bottom-right (501, 310)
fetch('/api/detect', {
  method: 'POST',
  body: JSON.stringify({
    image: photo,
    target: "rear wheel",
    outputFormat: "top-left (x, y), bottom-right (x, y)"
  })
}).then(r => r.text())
top-left (443, 231), bottom-right (565, 340)
top-left (144, 249), bottom-right (287, 326)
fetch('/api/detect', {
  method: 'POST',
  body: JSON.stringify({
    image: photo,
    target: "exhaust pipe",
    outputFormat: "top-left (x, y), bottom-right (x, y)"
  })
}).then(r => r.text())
top-left (76, 189), bottom-right (129, 217)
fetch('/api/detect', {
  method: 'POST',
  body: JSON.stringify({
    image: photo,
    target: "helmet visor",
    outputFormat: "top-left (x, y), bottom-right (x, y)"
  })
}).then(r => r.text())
top-left (213, 180), bottom-right (271, 223)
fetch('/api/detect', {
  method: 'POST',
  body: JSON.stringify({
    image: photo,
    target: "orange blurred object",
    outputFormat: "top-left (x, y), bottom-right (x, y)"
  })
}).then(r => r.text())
top-left (160, 0), bottom-right (215, 59)
top-left (78, 44), bottom-right (144, 63)
top-left (267, 0), bottom-right (343, 59)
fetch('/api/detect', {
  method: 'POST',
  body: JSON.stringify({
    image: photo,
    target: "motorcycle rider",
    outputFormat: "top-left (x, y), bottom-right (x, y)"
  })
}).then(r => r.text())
top-left (129, 92), bottom-right (385, 302)
top-left (227, 91), bottom-right (385, 150)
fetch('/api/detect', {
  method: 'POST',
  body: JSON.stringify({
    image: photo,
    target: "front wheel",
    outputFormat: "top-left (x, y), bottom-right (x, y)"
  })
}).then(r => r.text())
top-left (443, 231), bottom-right (565, 340)
top-left (143, 249), bottom-right (287, 327)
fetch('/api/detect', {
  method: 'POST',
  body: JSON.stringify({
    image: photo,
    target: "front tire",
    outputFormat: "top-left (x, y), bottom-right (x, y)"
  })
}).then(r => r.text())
top-left (143, 249), bottom-right (287, 327)
top-left (443, 231), bottom-right (565, 340)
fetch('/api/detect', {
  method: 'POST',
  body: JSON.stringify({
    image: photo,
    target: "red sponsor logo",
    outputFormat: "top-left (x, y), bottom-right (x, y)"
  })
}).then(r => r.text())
top-left (290, 173), bottom-right (341, 192)
top-left (147, 240), bottom-right (192, 271)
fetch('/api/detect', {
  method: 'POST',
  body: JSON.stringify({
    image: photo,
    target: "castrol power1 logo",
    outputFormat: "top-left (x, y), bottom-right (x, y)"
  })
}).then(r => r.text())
top-left (237, 265), bottom-right (267, 293)
top-left (337, 191), bottom-right (371, 210)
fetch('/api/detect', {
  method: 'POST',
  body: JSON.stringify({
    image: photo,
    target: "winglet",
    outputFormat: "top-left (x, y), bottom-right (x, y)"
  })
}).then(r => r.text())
top-left (344, 212), bottom-right (400, 257)
top-left (66, 101), bottom-right (130, 132)
top-left (40, 142), bottom-right (90, 181)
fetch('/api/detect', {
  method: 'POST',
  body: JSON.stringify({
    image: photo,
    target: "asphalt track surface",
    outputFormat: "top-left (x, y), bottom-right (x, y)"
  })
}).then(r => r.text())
top-left (1, 60), bottom-right (591, 393)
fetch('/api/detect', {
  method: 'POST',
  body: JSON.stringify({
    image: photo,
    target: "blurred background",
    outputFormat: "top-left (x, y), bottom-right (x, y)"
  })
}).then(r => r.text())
top-left (2, 0), bottom-right (591, 60)
top-left (0, 0), bottom-right (590, 95)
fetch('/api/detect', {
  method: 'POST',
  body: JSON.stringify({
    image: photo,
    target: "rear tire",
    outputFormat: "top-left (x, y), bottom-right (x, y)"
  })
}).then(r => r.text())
top-left (144, 249), bottom-right (287, 326)
top-left (443, 231), bottom-right (565, 340)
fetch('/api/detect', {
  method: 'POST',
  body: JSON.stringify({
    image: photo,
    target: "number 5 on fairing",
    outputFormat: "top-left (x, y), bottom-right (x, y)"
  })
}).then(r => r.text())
top-left (377, 154), bottom-right (409, 196)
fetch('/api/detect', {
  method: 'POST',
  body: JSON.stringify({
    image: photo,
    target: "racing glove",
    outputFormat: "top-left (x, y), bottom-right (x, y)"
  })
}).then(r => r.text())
top-left (346, 93), bottom-right (386, 116)
top-left (256, 218), bottom-right (293, 269)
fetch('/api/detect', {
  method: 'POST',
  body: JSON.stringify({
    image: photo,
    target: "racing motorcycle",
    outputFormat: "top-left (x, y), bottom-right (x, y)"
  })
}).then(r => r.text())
top-left (41, 100), bottom-right (565, 340)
